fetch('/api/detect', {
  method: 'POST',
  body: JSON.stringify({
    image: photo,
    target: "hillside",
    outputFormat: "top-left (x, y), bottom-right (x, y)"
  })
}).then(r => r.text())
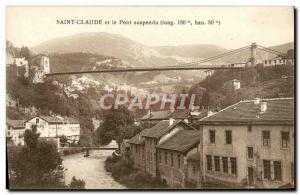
top-left (33, 32), bottom-right (181, 67)
top-left (154, 44), bottom-right (228, 58)
top-left (189, 65), bottom-right (294, 110)
top-left (32, 32), bottom-right (293, 67)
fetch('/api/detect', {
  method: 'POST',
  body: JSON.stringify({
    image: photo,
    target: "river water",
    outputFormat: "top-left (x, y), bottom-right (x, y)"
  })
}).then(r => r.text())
top-left (62, 150), bottom-right (126, 189)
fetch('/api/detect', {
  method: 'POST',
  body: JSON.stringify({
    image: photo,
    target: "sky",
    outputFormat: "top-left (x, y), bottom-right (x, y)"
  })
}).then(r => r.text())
top-left (6, 6), bottom-right (294, 49)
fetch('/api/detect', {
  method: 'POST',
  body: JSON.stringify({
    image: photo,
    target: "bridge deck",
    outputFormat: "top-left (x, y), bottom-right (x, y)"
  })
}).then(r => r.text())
top-left (58, 147), bottom-right (117, 150)
top-left (46, 66), bottom-right (244, 76)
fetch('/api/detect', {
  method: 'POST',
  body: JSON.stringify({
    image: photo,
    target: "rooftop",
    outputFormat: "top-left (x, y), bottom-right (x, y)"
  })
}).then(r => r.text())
top-left (7, 119), bottom-right (25, 129)
top-left (26, 115), bottom-right (79, 124)
top-left (141, 110), bottom-right (169, 121)
top-left (128, 128), bottom-right (152, 145)
top-left (156, 130), bottom-right (200, 153)
top-left (143, 120), bottom-right (195, 139)
top-left (187, 151), bottom-right (201, 162)
top-left (200, 98), bottom-right (294, 125)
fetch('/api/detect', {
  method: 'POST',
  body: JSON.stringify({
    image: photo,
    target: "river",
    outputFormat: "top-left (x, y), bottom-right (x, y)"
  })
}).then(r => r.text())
top-left (62, 150), bottom-right (126, 189)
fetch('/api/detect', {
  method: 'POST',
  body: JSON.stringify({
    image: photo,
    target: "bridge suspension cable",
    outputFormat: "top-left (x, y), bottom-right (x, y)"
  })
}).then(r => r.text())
top-left (45, 43), bottom-right (287, 76)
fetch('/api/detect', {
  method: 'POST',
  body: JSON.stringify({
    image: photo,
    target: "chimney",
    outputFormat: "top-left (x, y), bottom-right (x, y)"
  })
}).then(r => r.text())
top-left (260, 101), bottom-right (267, 113)
top-left (169, 118), bottom-right (175, 126)
top-left (254, 98), bottom-right (260, 105)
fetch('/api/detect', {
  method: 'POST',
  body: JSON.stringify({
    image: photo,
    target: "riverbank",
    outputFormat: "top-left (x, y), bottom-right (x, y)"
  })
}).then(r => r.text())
top-left (62, 150), bottom-right (126, 189)
top-left (104, 155), bottom-right (168, 189)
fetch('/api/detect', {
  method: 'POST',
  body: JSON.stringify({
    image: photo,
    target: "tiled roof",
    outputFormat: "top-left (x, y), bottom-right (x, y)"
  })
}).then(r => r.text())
top-left (141, 110), bottom-right (170, 120)
top-left (187, 151), bottom-right (201, 161)
top-left (39, 116), bottom-right (64, 124)
top-left (168, 110), bottom-right (190, 119)
top-left (26, 116), bottom-right (79, 124)
top-left (143, 120), bottom-right (195, 139)
top-left (200, 98), bottom-right (294, 125)
top-left (128, 128), bottom-right (151, 145)
top-left (156, 130), bottom-right (200, 153)
top-left (7, 119), bottom-right (25, 129)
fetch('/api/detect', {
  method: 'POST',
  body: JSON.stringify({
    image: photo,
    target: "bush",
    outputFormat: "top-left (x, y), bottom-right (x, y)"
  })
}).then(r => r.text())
top-left (104, 155), bottom-right (168, 189)
top-left (69, 176), bottom-right (85, 189)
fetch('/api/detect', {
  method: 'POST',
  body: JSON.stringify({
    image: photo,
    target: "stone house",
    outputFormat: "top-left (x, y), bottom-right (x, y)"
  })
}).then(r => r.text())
top-left (141, 110), bottom-right (170, 125)
top-left (186, 152), bottom-right (201, 187)
top-left (14, 57), bottom-right (28, 67)
top-left (223, 79), bottom-right (241, 92)
top-left (198, 97), bottom-right (294, 188)
top-left (156, 129), bottom-right (201, 188)
top-left (141, 119), bottom-right (196, 178)
top-left (25, 115), bottom-right (81, 144)
top-left (128, 128), bottom-right (151, 171)
top-left (6, 119), bottom-right (26, 145)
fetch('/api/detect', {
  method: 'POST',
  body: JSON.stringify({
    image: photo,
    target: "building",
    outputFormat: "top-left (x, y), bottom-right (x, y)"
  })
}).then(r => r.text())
top-left (156, 129), bottom-right (201, 188)
top-left (204, 70), bottom-right (214, 77)
top-left (128, 128), bottom-right (151, 171)
top-left (141, 109), bottom-right (207, 125)
top-left (263, 57), bottom-right (288, 67)
top-left (199, 98), bottom-right (294, 188)
top-left (30, 54), bottom-right (50, 83)
top-left (263, 50), bottom-right (294, 67)
top-left (14, 57), bottom-right (28, 67)
top-left (25, 116), bottom-right (80, 144)
top-left (6, 119), bottom-right (26, 145)
top-left (141, 119), bottom-right (195, 177)
top-left (141, 110), bottom-right (170, 125)
top-left (223, 79), bottom-right (241, 92)
top-left (186, 152), bottom-right (201, 187)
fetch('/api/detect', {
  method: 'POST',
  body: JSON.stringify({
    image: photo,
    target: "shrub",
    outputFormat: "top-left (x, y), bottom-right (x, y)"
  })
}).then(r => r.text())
top-left (69, 176), bottom-right (85, 189)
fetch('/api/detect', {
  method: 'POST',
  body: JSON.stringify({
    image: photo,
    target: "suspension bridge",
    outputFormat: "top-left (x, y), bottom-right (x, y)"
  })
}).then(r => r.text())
top-left (45, 43), bottom-right (287, 76)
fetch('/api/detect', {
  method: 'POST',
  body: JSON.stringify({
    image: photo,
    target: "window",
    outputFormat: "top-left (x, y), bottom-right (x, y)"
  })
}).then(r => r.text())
top-left (274, 161), bottom-right (282, 181)
top-left (192, 165), bottom-right (196, 174)
top-left (263, 160), bottom-right (271, 180)
top-left (135, 145), bottom-right (138, 154)
top-left (207, 155), bottom-right (212, 171)
top-left (262, 131), bottom-right (271, 147)
top-left (165, 152), bottom-right (168, 165)
top-left (247, 147), bottom-right (254, 159)
top-left (281, 132), bottom-right (289, 148)
top-left (178, 154), bottom-right (181, 168)
top-left (230, 157), bottom-right (237, 175)
top-left (209, 130), bottom-right (215, 144)
top-left (150, 152), bottom-right (152, 162)
top-left (36, 118), bottom-right (39, 124)
top-left (222, 157), bottom-right (228, 173)
top-left (171, 153), bottom-right (174, 167)
top-left (248, 125), bottom-right (252, 132)
top-left (214, 156), bottom-right (220, 172)
top-left (225, 131), bottom-right (232, 144)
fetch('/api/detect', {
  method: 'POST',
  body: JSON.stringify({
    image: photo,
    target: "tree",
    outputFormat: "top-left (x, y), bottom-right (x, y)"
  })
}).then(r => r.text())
top-left (95, 107), bottom-right (134, 148)
top-left (8, 126), bottom-right (65, 189)
top-left (19, 46), bottom-right (31, 60)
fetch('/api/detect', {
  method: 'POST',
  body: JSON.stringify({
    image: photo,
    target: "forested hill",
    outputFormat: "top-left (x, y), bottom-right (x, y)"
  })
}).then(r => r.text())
top-left (189, 65), bottom-right (294, 110)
